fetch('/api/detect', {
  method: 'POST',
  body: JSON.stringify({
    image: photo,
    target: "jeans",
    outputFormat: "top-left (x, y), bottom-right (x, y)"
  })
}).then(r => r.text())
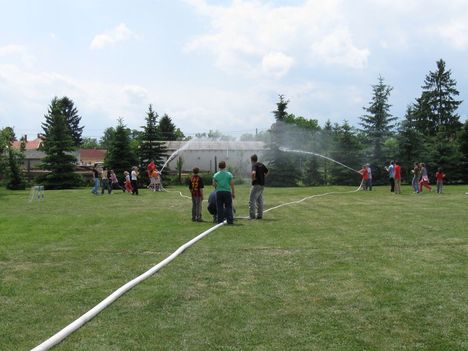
top-left (389, 177), bottom-right (395, 192)
top-left (216, 191), bottom-right (233, 224)
top-left (192, 196), bottom-right (202, 220)
top-left (101, 179), bottom-right (110, 194)
top-left (249, 185), bottom-right (264, 219)
top-left (412, 177), bottom-right (419, 192)
top-left (92, 178), bottom-right (100, 194)
top-left (437, 180), bottom-right (443, 193)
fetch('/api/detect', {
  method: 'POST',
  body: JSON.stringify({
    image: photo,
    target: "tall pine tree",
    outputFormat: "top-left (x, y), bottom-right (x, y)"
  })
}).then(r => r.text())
top-left (158, 114), bottom-right (177, 141)
top-left (138, 105), bottom-right (168, 178)
top-left (411, 59), bottom-right (462, 139)
top-left (360, 76), bottom-right (397, 184)
top-left (40, 98), bottom-right (81, 189)
top-left (58, 97), bottom-right (84, 147)
top-left (105, 119), bottom-right (137, 177)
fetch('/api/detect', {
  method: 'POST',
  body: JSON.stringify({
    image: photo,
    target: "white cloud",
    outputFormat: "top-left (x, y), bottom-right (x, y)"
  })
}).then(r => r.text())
top-left (436, 19), bottom-right (468, 50)
top-left (310, 29), bottom-right (369, 69)
top-left (184, 0), bottom-right (370, 76)
top-left (261, 52), bottom-right (295, 77)
top-left (90, 23), bottom-right (136, 50)
top-left (0, 44), bottom-right (35, 66)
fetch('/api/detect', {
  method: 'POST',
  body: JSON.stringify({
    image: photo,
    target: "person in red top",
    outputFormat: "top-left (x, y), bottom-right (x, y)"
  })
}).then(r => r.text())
top-left (189, 167), bottom-right (204, 222)
top-left (147, 160), bottom-right (156, 178)
top-left (435, 168), bottom-right (445, 194)
top-left (359, 165), bottom-right (369, 190)
top-left (394, 160), bottom-right (401, 194)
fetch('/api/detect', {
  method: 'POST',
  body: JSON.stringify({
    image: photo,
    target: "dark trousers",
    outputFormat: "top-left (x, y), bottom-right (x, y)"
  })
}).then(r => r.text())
top-left (216, 191), bottom-right (233, 224)
top-left (389, 177), bottom-right (395, 192)
top-left (131, 180), bottom-right (138, 195)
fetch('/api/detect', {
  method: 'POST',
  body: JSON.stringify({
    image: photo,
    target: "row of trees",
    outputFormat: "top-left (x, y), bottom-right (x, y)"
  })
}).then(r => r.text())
top-left (0, 97), bottom-right (185, 189)
top-left (2, 58), bottom-right (467, 189)
top-left (266, 59), bottom-right (468, 186)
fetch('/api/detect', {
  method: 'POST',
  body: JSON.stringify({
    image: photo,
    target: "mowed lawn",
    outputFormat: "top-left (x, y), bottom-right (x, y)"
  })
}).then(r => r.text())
top-left (0, 184), bottom-right (467, 351)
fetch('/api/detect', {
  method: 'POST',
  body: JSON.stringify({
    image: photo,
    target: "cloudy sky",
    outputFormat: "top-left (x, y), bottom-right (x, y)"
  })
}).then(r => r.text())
top-left (1, 0), bottom-right (467, 139)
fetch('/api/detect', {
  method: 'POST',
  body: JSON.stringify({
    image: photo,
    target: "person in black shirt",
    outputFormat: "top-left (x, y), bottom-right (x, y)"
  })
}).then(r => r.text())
top-left (249, 154), bottom-right (268, 219)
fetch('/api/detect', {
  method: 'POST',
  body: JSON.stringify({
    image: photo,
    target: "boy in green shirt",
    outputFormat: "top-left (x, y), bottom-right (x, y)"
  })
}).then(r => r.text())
top-left (213, 161), bottom-right (235, 224)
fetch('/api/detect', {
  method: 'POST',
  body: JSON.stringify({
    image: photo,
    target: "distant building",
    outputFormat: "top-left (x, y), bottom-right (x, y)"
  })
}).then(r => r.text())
top-left (79, 149), bottom-right (107, 166)
top-left (11, 135), bottom-right (47, 171)
top-left (162, 140), bottom-right (266, 176)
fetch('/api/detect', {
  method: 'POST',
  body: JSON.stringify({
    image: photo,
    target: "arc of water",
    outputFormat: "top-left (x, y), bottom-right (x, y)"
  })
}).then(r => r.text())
top-left (279, 147), bottom-right (361, 174)
top-left (160, 139), bottom-right (195, 174)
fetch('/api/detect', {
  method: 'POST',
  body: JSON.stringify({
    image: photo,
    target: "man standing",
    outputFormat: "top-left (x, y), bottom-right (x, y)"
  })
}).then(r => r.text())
top-left (385, 161), bottom-right (395, 192)
top-left (213, 161), bottom-right (235, 224)
top-left (249, 154), bottom-right (269, 220)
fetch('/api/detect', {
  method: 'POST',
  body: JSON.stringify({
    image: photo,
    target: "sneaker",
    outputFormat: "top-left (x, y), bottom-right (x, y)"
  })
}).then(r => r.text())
top-left (256, 216), bottom-right (263, 220)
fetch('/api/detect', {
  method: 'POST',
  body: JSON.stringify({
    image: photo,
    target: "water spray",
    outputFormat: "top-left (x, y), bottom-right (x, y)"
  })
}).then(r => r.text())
top-left (160, 139), bottom-right (196, 174)
top-left (279, 147), bottom-right (361, 174)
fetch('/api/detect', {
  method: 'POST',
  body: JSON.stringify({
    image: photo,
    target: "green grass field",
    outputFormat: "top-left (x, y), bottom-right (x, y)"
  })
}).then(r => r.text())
top-left (1, 185), bottom-right (467, 350)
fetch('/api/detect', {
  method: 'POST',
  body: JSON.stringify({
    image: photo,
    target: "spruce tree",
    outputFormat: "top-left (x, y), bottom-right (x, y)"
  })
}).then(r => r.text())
top-left (58, 97), bottom-right (84, 147)
top-left (411, 59), bottom-right (462, 139)
top-left (105, 119), bottom-right (137, 177)
top-left (158, 114), bottom-right (177, 141)
top-left (360, 76), bottom-right (397, 184)
top-left (138, 105), bottom-right (168, 180)
top-left (40, 98), bottom-right (81, 189)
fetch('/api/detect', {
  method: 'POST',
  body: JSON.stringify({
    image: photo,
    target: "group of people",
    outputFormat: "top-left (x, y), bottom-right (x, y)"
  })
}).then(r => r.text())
top-left (91, 164), bottom-right (140, 196)
top-left (359, 161), bottom-right (446, 194)
top-left (411, 162), bottom-right (445, 194)
top-left (91, 154), bottom-right (269, 225)
top-left (188, 154), bottom-right (269, 224)
top-left (386, 161), bottom-right (445, 194)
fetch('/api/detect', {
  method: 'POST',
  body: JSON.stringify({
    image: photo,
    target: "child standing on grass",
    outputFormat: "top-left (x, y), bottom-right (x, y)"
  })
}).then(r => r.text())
top-left (189, 167), bottom-right (204, 222)
top-left (435, 168), bottom-right (446, 194)
top-left (124, 171), bottom-right (133, 193)
top-left (131, 166), bottom-right (139, 195)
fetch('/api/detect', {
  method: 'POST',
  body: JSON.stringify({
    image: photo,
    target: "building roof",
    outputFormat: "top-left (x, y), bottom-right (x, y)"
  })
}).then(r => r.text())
top-left (165, 140), bottom-right (266, 152)
top-left (80, 149), bottom-right (107, 160)
top-left (11, 138), bottom-right (43, 150)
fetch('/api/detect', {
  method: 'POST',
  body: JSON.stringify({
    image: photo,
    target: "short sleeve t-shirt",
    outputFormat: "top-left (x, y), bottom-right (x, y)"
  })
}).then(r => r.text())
top-left (252, 162), bottom-right (268, 186)
top-left (394, 165), bottom-right (401, 180)
top-left (189, 175), bottom-right (204, 197)
top-left (213, 170), bottom-right (233, 192)
top-left (388, 164), bottom-right (395, 178)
